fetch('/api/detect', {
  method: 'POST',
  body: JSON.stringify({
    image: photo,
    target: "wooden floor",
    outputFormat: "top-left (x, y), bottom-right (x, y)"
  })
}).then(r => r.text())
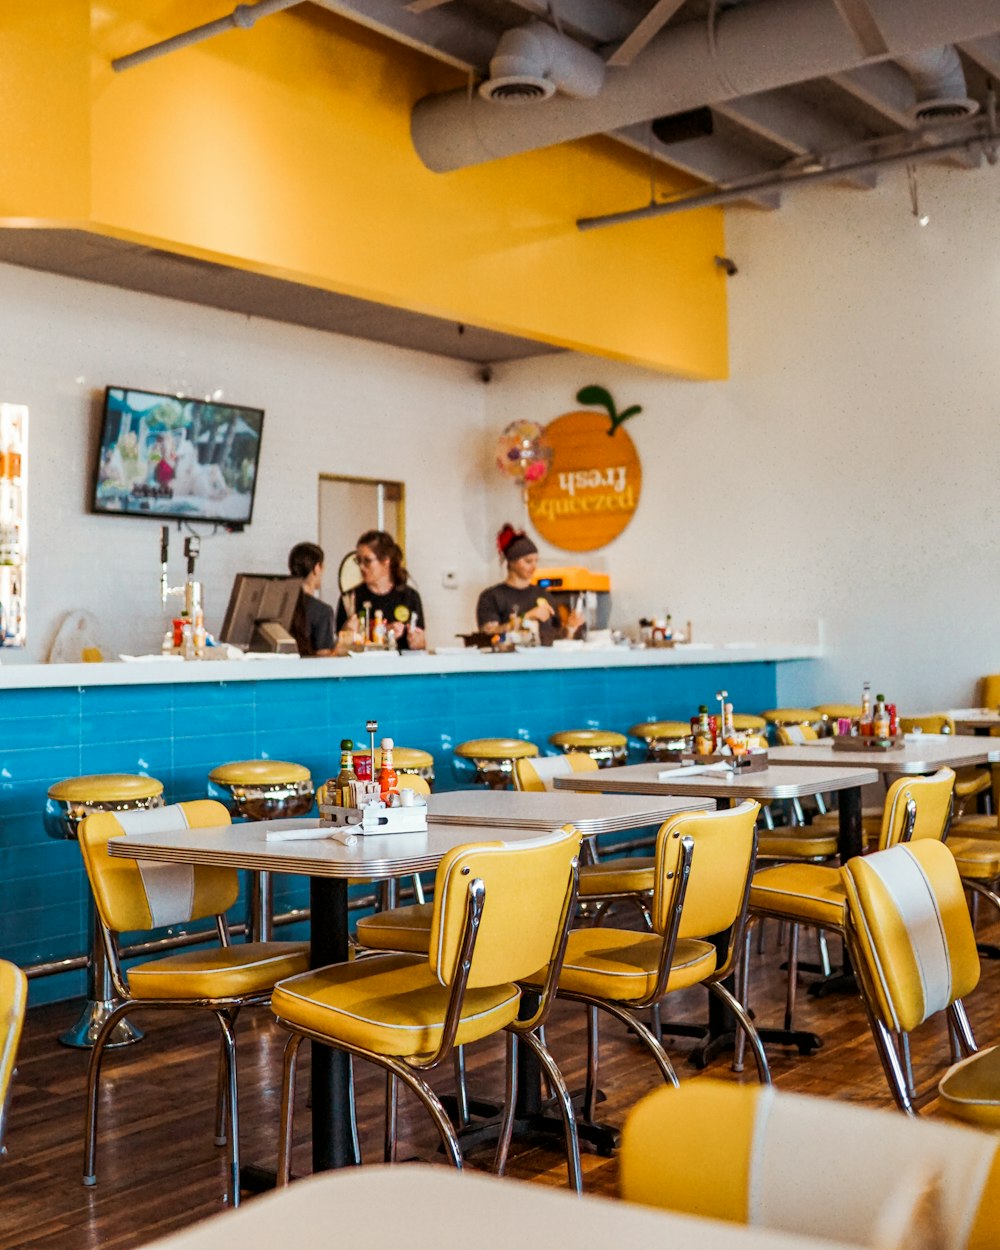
top-left (3, 915), bottom-right (1000, 1250)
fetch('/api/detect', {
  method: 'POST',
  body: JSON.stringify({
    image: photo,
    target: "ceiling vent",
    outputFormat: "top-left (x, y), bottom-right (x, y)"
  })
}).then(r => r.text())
top-left (478, 22), bottom-right (605, 106)
top-left (898, 47), bottom-right (979, 124)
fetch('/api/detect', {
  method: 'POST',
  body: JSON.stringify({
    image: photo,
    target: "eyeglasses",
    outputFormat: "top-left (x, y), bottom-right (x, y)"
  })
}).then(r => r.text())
top-left (357, 554), bottom-right (378, 567)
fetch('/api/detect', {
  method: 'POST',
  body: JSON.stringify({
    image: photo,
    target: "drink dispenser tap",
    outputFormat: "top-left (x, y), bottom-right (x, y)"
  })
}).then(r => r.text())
top-left (159, 528), bottom-right (205, 656)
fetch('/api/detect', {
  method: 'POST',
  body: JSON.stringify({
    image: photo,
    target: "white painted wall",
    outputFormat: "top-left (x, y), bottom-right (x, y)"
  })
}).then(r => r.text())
top-left (488, 162), bottom-right (1000, 711)
top-left (0, 264), bottom-right (494, 662)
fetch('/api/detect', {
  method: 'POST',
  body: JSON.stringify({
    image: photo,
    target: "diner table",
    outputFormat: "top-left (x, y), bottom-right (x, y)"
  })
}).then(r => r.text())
top-left (554, 762), bottom-right (879, 1063)
top-left (108, 815), bottom-right (581, 1179)
top-left (768, 734), bottom-right (1000, 775)
top-left (139, 1164), bottom-right (859, 1250)
top-left (425, 789), bottom-right (710, 832)
top-left (947, 708), bottom-right (1000, 735)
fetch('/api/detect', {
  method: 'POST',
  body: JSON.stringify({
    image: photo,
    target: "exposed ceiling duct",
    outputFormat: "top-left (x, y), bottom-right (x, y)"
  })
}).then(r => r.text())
top-left (478, 21), bottom-right (605, 104)
top-left (410, 0), bottom-right (1000, 172)
top-left (897, 47), bottom-right (979, 122)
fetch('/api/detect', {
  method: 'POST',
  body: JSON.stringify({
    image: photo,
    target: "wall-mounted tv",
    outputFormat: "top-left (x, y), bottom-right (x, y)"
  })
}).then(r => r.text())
top-left (92, 386), bottom-right (264, 525)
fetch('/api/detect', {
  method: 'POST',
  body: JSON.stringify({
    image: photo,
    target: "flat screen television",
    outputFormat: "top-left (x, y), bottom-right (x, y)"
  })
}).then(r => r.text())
top-left (92, 386), bottom-right (264, 525)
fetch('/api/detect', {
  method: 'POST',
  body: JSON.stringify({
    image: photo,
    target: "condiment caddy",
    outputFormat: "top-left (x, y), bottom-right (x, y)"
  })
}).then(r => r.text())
top-left (662, 691), bottom-right (768, 772)
top-left (832, 682), bottom-right (903, 748)
top-left (318, 720), bottom-right (428, 834)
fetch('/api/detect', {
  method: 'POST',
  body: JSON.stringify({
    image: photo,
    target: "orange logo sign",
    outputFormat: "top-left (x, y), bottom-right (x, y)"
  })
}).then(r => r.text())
top-left (527, 411), bottom-right (642, 552)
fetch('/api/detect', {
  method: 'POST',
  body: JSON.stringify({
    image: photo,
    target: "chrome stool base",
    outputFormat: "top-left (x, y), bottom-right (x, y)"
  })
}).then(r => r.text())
top-left (60, 998), bottom-right (144, 1050)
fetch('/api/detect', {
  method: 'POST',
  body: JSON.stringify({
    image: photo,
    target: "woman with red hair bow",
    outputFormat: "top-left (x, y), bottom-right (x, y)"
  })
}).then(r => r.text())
top-left (476, 524), bottom-right (584, 645)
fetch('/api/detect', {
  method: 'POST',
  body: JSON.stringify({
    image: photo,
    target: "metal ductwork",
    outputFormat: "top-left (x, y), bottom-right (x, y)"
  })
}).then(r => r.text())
top-left (411, 0), bottom-right (1000, 172)
top-left (478, 22), bottom-right (605, 104)
top-left (897, 47), bottom-right (979, 122)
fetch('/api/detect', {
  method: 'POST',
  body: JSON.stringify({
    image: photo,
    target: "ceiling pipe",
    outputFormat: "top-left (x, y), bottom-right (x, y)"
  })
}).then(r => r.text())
top-left (478, 22), bottom-right (605, 104)
top-left (112, 0), bottom-right (304, 73)
top-left (411, 0), bottom-right (1000, 172)
top-left (577, 124), bottom-right (996, 230)
top-left (896, 46), bottom-right (979, 121)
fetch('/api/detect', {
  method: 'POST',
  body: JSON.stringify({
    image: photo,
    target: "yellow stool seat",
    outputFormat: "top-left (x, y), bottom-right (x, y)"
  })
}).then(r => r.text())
top-left (938, 1045), bottom-right (1000, 1129)
top-left (352, 747), bottom-right (435, 783)
top-left (955, 767), bottom-right (991, 801)
top-left (549, 729), bottom-right (628, 766)
top-left (811, 808), bottom-right (882, 846)
top-left (208, 760), bottom-right (311, 786)
top-left (815, 704), bottom-right (862, 721)
top-left (47, 774), bottom-right (164, 805)
top-left (730, 714), bottom-right (767, 732)
top-left (951, 814), bottom-right (1000, 838)
top-left (355, 903), bottom-right (434, 954)
top-left (578, 858), bottom-right (655, 896)
top-left (630, 720), bottom-right (690, 741)
top-left (525, 929), bottom-right (716, 1001)
top-left (271, 953), bottom-right (521, 1058)
top-left (761, 708), bottom-right (820, 726)
top-left (454, 738), bottom-right (538, 760)
top-left (757, 830), bottom-right (839, 860)
top-left (948, 837), bottom-right (1000, 880)
top-left (128, 941), bottom-right (309, 1000)
top-left (750, 863), bottom-right (847, 929)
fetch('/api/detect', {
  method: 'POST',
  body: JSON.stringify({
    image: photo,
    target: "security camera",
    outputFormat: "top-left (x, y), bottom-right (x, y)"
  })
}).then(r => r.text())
top-left (714, 255), bottom-right (738, 276)
top-left (478, 365), bottom-right (494, 384)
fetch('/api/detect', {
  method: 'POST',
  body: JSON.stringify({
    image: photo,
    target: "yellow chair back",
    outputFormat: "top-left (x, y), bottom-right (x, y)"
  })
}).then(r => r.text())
top-left (776, 723), bottom-right (818, 745)
top-left (653, 802), bottom-right (760, 941)
top-left (900, 715), bottom-right (955, 735)
top-left (979, 674), bottom-right (1000, 709)
top-left (0, 958), bottom-right (27, 1120)
top-left (621, 1080), bottom-right (1000, 1250)
top-left (842, 840), bottom-right (980, 1035)
top-left (79, 800), bottom-right (236, 934)
top-left (513, 754), bottom-right (599, 792)
top-left (878, 768), bottom-right (955, 850)
top-left (429, 826), bottom-right (581, 989)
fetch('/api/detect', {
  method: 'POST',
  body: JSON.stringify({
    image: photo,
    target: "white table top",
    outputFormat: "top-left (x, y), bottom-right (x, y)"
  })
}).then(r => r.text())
top-left (425, 790), bottom-right (709, 833)
top-left (947, 708), bottom-right (1000, 732)
top-left (138, 1165), bottom-right (856, 1250)
top-left (108, 817), bottom-right (575, 880)
top-left (553, 762), bottom-right (879, 800)
top-left (768, 734), bottom-right (1000, 775)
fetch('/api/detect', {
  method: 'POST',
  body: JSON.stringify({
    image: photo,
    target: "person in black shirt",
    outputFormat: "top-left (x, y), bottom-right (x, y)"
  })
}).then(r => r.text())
top-left (288, 541), bottom-right (336, 656)
top-left (476, 524), bottom-right (584, 646)
top-left (335, 530), bottom-right (426, 651)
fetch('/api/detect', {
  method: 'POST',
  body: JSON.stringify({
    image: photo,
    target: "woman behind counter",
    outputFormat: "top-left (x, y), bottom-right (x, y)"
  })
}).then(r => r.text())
top-left (336, 530), bottom-right (426, 651)
top-left (288, 541), bottom-right (336, 657)
top-left (477, 524), bottom-right (584, 646)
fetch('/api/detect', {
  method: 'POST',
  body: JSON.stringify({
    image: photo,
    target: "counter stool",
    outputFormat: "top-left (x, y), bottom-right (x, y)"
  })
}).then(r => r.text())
top-left (45, 773), bottom-right (165, 1048)
top-left (814, 704), bottom-right (861, 734)
top-left (352, 747), bottom-right (435, 788)
top-left (731, 714), bottom-right (767, 734)
top-left (207, 760), bottom-right (315, 942)
top-left (453, 738), bottom-right (538, 790)
top-left (629, 721), bottom-right (691, 761)
top-left (549, 729), bottom-right (628, 767)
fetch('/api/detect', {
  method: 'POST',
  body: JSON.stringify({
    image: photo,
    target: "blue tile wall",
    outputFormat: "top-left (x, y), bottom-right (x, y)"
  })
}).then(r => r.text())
top-left (0, 658), bottom-right (813, 1005)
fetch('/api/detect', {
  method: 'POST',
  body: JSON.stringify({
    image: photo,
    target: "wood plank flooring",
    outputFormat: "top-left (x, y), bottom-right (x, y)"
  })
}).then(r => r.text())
top-left (3, 915), bottom-right (999, 1250)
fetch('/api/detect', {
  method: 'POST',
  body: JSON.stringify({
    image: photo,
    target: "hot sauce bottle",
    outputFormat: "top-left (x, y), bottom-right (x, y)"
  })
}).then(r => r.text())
top-left (378, 737), bottom-right (400, 803)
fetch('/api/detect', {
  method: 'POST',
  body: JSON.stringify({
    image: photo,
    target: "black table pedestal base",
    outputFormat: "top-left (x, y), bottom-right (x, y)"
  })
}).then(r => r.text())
top-left (807, 969), bottom-right (858, 998)
top-left (454, 1088), bottom-right (619, 1161)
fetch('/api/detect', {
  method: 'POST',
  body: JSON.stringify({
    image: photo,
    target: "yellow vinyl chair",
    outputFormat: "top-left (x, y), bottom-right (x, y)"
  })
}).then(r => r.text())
top-left (738, 769), bottom-right (955, 1068)
top-left (523, 801), bottom-right (768, 1135)
top-left (842, 838), bottom-right (1000, 1124)
top-left (77, 800), bottom-right (310, 1206)
top-left (271, 826), bottom-right (584, 1189)
top-left (620, 1081), bottom-right (1000, 1250)
top-left (0, 960), bottom-right (28, 1157)
top-left (900, 715), bottom-right (991, 819)
top-left (514, 754), bottom-right (657, 925)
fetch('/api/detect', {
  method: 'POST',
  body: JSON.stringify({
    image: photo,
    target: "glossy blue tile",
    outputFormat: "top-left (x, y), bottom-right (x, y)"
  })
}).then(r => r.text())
top-left (0, 688), bottom-right (81, 721)
top-left (81, 740), bottom-right (173, 778)
top-left (0, 743), bottom-right (81, 784)
top-left (172, 732), bottom-right (257, 771)
top-left (2, 715), bottom-right (79, 751)
top-left (172, 681), bottom-right (255, 711)
top-left (81, 684), bottom-right (175, 715)
top-left (79, 706), bottom-right (173, 746)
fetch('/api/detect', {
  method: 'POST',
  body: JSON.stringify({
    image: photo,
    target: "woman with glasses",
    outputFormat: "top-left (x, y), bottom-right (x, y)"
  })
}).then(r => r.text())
top-left (335, 530), bottom-right (426, 651)
top-left (288, 540), bottom-right (336, 656)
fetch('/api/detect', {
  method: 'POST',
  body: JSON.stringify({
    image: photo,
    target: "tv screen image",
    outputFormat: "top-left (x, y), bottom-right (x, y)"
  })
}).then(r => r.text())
top-left (93, 387), bottom-right (264, 524)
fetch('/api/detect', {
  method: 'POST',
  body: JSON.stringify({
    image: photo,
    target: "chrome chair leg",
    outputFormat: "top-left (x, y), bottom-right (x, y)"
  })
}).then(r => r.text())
top-left (214, 1031), bottom-right (229, 1147)
top-left (897, 1031), bottom-right (916, 1102)
top-left (411, 874), bottom-right (426, 906)
top-left (215, 1010), bottom-right (241, 1207)
top-left (650, 1000), bottom-right (663, 1044)
top-left (583, 1005), bottom-right (600, 1122)
top-left (385, 1058), bottom-right (463, 1170)
top-left (82, 999), bottom-right (138, 1187)
top-left (949, 1000), bottom-right (978, 1057)
top-left (585, 999), bottom-right (678, 1090)
top-left (733, 921), bottom-right (755, 1073)
top-left (276, 1033), bottom-right (303, 1186)
top-left (494, 1032), bottom-right (518, 1177)
top-left (710, 981), bottom-right (771, 1085)
top-left (817, 929), bottom-right (832, 977)
top-left (452, 1045), bottom-right (470, 1128)
top-left (385, 1071), bottom-right (399, 1163)
top-left (784, 923), bottom-right (800, 1031)
top-left (520, 1029), bottom-right (582, 1194)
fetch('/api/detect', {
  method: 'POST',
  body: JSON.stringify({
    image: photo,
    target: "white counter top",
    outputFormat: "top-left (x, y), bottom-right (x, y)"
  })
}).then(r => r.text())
top-left (0, 642), bottom-right (820, 691)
